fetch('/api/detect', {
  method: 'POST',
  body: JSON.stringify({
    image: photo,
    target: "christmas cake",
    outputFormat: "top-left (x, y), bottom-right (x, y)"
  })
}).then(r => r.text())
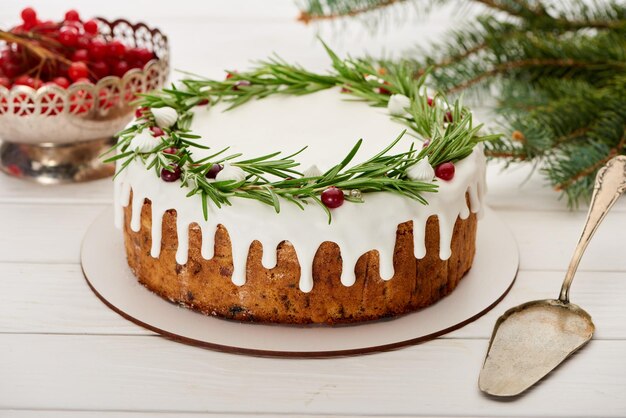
top-left (110, 55), bottom-right (491, 324)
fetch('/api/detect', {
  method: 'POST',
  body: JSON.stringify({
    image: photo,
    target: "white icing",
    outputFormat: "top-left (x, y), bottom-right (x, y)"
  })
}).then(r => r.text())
top-left (407, 156), bottom-right (435, 182)
top-left (303, 164), bottom-right (323, 178)
top-left (151, 106), bottom-right (178, 129)
top-left (129, 130), bottom-right (161, 153)
top-left (114, 89), bottom-right (487, 293)
top-left (365, 74), bottom-right (384, 83)
top-left (215, 163), bottom-right (246, 183)
top-left (387, 94), bottom-right (411, 117)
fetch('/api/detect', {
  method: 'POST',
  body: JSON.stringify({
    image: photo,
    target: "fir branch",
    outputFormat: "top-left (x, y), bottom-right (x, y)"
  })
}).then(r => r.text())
top-left (298, 0), bottom-right (408, 22)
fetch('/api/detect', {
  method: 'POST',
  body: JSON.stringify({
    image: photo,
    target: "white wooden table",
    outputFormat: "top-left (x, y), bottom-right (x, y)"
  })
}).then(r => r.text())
top-left (1, 1), bottom-right (625, 417)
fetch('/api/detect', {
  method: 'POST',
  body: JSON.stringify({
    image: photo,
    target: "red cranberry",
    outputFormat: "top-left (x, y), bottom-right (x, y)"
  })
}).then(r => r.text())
top-left (71, 49), bottom-right (89, 62)
top-left (134, 107), bottom-right (147, 118)
top-left (444, 111), bottom-right (453, 123)
top-left (0, 77), bottom-right (10, 88)
top-left (108, 40), bottom-right (126, 57)
top-left (59, 26), bottom-right (79, 47)
top-left (150, 126), bottom-right (165, 137)
top-left (427, 97), bottom-right (434, 107)
top-left (64, 10), bottom-right (80, 22)
top-left (197, 98), bottom-right (209, 106)
top-left (435, 162), bottom-right (455, 181)
top-left (161, 165), bottom-right (181, 182)
top-left (52, 77), bottom-right (70, 88)
top-left (206, 164), bottom-right (223, 179)
top-left (14, 75), bottom-right (31, 86)
top-left (74, 77), bottom-right (92, 84)
top-left (2, 63), bottom-right (21, 79)
top-left (91, 61), bottom-right (109, 79)
top-left (88, 39), bottom-right (107, 61)
top-left (112, 60), bottom-right (129, 77)
top-left (68, 62), bottom-right (89, 81)
top-left (163, 147), bottom-right (178, 155)
top-left (37, 20), bottom-right (57, 33)
top-left (130, 48), bottom-right (154, 64)
top-left (14, 76), bottom-right (41, 89)
top-left (84, 20), bottom-right (98, 35)
top-left (225, 71), bottom-right (236, 79)
top-left (378, 82), bottom-right (392, 95)
top-left (76, 36), bottom-right (90, 49)
top-left (321, 187), bottom-right (344, 209)
top-left (21, 7), bottom-right (37, 25)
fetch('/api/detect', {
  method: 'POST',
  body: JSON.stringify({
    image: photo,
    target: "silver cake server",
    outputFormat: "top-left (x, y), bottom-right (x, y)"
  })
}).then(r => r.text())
top-left (478, 155), bottom-right (626, 397)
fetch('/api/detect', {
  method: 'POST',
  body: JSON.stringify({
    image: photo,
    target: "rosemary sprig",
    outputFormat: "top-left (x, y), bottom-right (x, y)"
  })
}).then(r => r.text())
top-left (107, 44), bottom-right (498, 222)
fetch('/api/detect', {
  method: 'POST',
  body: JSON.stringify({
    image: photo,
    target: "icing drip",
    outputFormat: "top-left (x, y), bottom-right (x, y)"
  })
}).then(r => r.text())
top-left (113, 90), bottom-right (487, 292)
top-left (114, 145), bottom-right (486, 292)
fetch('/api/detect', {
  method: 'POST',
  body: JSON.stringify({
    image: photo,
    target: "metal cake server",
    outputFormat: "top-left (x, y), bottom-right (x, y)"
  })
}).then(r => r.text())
top-left (478, 155), bottom-right (626, 397)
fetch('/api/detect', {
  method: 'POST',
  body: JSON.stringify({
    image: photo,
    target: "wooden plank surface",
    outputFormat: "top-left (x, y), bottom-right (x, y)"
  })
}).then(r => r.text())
top-left (0, 335), bottom-right (624, 417)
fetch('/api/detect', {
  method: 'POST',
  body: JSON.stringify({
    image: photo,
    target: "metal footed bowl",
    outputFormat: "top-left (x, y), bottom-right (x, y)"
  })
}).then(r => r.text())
top-left (0, 18), bottom-right (169, 184)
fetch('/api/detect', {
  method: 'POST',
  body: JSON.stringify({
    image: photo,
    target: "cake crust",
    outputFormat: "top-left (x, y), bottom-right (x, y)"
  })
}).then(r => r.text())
top-left (123, 194), bottom-right (477, 325)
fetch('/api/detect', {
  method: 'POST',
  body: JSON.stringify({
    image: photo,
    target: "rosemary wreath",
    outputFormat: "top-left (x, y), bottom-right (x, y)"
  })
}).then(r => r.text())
top-left (104, 44), bottom-right (498, 222)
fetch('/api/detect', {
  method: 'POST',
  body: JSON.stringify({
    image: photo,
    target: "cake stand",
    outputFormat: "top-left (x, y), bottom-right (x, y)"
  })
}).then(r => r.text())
top-left (82, 207), bottom-right (518, 357)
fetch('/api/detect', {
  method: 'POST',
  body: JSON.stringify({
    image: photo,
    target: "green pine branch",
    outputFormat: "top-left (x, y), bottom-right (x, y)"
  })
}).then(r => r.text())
top-left (298, 0), bottom-right (626, 207)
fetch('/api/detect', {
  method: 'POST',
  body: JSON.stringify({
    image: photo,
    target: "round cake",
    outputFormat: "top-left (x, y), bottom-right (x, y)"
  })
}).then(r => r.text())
top-left (111, 60), bottom-right (489, 325)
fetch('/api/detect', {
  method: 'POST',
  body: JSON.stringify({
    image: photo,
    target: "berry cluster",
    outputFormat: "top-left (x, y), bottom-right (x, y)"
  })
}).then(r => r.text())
top-left (0, 7), bottom-right (157, 90)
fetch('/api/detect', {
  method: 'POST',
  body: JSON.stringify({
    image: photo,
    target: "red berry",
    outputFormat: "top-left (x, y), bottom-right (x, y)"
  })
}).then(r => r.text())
top-left (91, 61), bottom-right (109, 79)
top-left (68, 61), bottom-right (89, 81)
top-left (150, 126), bottom-right (165, 137)
top-left (427, 97), bottom-right (434, 107)
top-left (71, 49), bottom-right (89, 62)
top-left (14, 75), bottom-right (31, 86)
top-left (161, 165), bottom-right (181, 182)
top-left (76, 36), bottom-right (90, 49)
top-left (2, 62), bottom-right (21, 78)
top-left (0, 77), bottom-right (11, 88)
top-left (21, 7), bottom-right (37, 24)
top-left (52, 77), bottom-right (70, 88)
top-left (108, 40), bottom-right (126, 57)
top-left (37, 20), bottom-right (57, 33)
top-left (435, 162), bottom-right (455, 181)
top-left (321, 187), bottom-right (344, 209)
top-left (64, 10), bottom-right (80, 22)
top-left (137, 48), bottom-right (154, 64)
top-left (422, 139), bottom-right (430, 148)
top-left (134, 107), bottom-right (147, 118)
top-left (74, 77), bottom-right (92, 84)
top-left (163, 147), bottom-right (178, 155)
top-left (197, 98), bottom-right (209, 106)
top-left (84, 19), bottom-right (98, 35)
top-left (59, 26), bottom-right (78, 46)
top-left (225, 71), bottom-right (236, 79)
top-left (88, 39), bottom-right (107, 61)
top-left (378, 82), bottom-right (392, 95)
top-left (14, 75), bottom-right (41, 89)
top-left (444, 111), bottom-right (453, 123)
top-left (206, 164), bottom-right (223, 179)
top-left (112, 60), bottom-right (129, 77)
